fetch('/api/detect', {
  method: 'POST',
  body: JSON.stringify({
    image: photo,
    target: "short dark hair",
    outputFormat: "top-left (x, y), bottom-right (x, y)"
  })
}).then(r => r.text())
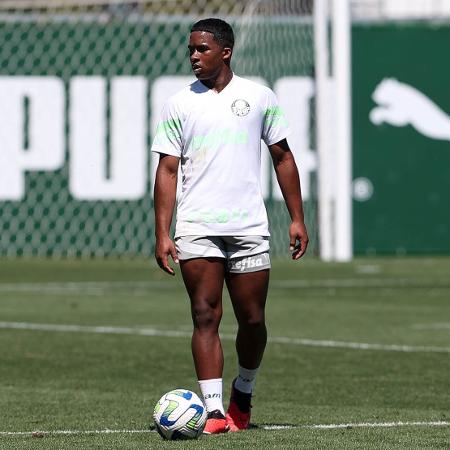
top-left (191, 18), bottom-right (234, 49)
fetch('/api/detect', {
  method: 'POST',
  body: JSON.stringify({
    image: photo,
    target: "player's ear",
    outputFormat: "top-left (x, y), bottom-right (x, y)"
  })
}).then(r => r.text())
top-left (222, 46), bottom-right (232, 63)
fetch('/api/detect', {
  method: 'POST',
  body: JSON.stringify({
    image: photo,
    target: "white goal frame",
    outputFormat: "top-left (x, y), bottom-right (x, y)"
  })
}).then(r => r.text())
top-left (314, 0), bottom-right (353, 261)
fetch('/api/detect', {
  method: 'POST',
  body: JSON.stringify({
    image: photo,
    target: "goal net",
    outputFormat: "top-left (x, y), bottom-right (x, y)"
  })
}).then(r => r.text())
top-left (0, 0), bottom-right (317, 258)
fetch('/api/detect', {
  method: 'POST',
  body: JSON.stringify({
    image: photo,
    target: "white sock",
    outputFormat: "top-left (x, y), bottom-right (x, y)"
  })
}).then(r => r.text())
top-left (198, 378), bottom-right (225, 415)
top-left (234, 365), bottom-right (259, 394)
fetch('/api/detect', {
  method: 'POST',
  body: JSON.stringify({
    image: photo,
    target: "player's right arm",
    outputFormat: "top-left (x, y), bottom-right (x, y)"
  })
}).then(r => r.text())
top-left (154, 154), bottom-right (180, 275)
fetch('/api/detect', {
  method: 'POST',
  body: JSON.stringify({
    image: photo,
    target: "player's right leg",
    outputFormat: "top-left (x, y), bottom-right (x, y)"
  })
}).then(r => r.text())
top-left (178, 238), bottom-right (229, 434)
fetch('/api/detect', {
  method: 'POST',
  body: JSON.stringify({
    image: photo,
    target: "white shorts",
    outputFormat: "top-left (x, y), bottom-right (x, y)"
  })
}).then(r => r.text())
top-left (175, 235), bottom-right (271, 273)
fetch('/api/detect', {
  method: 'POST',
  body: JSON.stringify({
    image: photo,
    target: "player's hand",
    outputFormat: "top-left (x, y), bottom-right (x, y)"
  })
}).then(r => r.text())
top-left (155, 235), bottom-right (179, 276)
top-left (289, 221), bottom-right (309, 260)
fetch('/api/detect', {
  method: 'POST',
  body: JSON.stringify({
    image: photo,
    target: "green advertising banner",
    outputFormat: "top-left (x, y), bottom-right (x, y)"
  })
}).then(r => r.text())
top-left (353, 23), bottom-right (450, 254)
top-left (0, 16), bottom-right (316, 258)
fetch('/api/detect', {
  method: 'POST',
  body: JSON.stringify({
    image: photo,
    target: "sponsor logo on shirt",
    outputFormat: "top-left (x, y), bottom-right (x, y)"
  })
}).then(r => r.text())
top-left (190, 129), bottom-right (248, 152)
top-left (186, 208), bottom-right (249, 224)
top-left (231, 99), bottom-right (251, 117)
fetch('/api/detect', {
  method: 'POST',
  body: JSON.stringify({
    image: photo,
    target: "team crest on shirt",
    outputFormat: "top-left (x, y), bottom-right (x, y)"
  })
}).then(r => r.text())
top-left (231, 99), bottom-right (250, 117)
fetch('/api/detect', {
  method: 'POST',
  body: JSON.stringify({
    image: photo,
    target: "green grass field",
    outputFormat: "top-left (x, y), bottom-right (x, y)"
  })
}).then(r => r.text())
top-left (0, 257), bottom-right (449, 449)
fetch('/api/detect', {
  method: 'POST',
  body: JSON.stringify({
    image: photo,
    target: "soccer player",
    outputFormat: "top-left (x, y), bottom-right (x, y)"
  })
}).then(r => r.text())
top-left (152, 18), bottom-right (308, 434)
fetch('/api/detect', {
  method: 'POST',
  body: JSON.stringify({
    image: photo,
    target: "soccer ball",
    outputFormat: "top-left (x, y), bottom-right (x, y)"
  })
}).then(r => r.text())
top-left (153, 389), bottom-right (207, 440)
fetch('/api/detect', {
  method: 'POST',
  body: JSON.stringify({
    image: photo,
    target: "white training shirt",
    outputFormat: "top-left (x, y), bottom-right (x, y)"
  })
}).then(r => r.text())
top-left (151, 74), bottom-right (290, 237)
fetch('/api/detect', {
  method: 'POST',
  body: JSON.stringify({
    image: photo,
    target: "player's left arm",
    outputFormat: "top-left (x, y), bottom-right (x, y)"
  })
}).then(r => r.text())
top-left (269, 138), bottom-right (309, 260)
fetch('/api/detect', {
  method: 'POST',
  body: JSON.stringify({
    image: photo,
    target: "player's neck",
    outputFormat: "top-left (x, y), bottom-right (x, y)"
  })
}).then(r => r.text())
top-left (201, 68), bottom-right (233, 93)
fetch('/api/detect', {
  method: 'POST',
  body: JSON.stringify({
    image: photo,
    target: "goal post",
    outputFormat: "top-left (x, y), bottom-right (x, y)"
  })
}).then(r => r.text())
top-left (332, 0), bottom-right (353, 262)
top-left (314, 0), bottom-right (353, 262)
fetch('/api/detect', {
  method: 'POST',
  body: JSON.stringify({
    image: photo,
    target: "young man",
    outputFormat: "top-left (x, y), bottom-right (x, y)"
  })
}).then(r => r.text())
top-left (152, 18), bottom-right (308, 434)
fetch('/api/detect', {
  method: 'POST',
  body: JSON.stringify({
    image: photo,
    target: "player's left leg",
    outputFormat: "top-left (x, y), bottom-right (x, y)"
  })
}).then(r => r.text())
top-left (226, 268), bottom-right (270, 369)
top-left (225, 267), bottom-right (270, 431)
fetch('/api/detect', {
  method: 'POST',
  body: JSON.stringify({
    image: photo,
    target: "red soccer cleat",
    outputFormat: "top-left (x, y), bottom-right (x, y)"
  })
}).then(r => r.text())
top-left (226, 380), bottom-right (252, 432)
top-left (203, 410), bottom-right (229, 435)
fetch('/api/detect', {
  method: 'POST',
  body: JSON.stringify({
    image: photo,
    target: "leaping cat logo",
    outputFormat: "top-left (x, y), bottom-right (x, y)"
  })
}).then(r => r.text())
top-left (370, 78), bottom-right (450, 141)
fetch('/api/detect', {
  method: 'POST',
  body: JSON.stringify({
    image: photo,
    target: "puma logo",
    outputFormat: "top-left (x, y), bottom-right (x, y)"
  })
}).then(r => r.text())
top-left (370, 78), bottom-right (450, 141)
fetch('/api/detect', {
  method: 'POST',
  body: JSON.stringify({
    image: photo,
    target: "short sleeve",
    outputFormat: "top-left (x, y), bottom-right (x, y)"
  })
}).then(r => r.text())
top-left (261, 88), bottom-right (290, 146)
top-left (151, 99), bottom-right (183, 157)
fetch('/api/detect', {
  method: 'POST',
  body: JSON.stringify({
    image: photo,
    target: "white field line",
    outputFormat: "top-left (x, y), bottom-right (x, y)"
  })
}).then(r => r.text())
top-left (412, 323), bottom-right (450, 330)
top-left (0, 277), bottom-right (448, 295)
top-left (0, 281), bottom-right (171, 295)
top-left (263, 420), bottom-right (450, 430)
top-left (1, 321), bottom-right (450, 354)
top-left (1, 421), bottom-right (449, 437)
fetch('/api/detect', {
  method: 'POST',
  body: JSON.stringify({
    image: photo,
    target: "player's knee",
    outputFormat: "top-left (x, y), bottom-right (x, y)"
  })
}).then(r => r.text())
top-left (240, 310), bottom-right (266, 330)
top-left (191, 300), bottom-right (221, 331)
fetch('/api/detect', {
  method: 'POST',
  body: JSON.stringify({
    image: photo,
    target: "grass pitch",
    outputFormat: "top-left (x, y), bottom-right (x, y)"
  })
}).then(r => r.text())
top-left (0, 257), bottom-right (449, 449)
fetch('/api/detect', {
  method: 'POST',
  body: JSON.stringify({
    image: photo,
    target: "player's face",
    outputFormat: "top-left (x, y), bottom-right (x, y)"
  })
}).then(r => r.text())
top-left (188, 31), bottom-right (231, 81)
